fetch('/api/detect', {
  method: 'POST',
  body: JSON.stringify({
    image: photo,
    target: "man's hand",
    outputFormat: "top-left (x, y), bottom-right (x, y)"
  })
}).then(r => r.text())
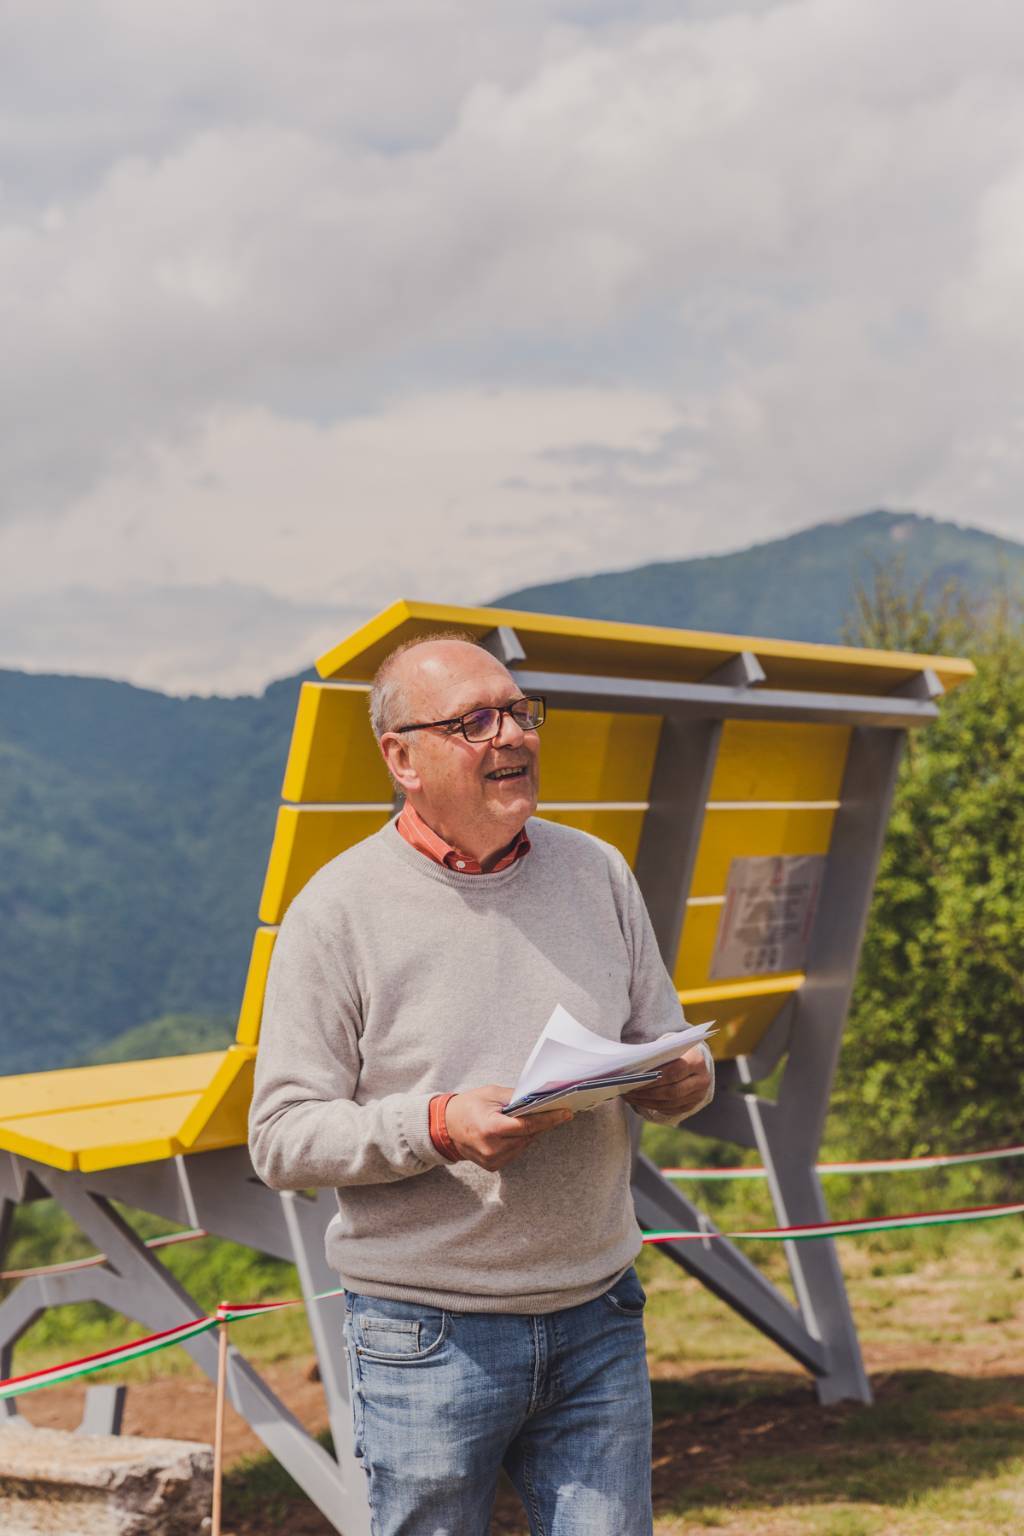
top-left (445, 1086), bottom-right (572, 1172)
top-left (622, 1046), bottom-right (711, 1118)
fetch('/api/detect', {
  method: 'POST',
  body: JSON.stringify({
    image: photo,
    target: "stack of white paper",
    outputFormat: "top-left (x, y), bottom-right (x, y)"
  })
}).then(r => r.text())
top-left (503, 1004), bottom-right (714, 1117)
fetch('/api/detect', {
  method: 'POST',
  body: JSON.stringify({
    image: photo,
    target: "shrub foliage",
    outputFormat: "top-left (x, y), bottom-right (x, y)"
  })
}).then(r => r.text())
top-left (836, 575), bottom-right (1024, 1154)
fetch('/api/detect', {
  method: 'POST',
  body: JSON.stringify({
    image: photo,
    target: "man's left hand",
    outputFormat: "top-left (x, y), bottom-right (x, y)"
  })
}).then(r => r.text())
top-left (622, 1045), bottom-right (711, 1117)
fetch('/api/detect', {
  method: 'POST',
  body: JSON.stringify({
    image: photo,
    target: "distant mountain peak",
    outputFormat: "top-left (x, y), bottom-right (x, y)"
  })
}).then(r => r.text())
top-left (490, 510), bottom-right (1024, 639)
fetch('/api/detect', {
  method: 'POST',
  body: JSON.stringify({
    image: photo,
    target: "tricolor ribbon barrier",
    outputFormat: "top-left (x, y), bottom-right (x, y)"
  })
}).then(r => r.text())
top-left (0, 1289), bottom-right (343, 1404)
top-left (0, 1226), bottom-right (208, 1282)
top-left (2, 1199), bottom-right (1023, 1403)
top-left (642, 1199), bottom-right (1024, 1246)
top-left (660, 1141), bottom-right (1024, 1181)
top-left (4, 1140), bottom-right (1023, 1289)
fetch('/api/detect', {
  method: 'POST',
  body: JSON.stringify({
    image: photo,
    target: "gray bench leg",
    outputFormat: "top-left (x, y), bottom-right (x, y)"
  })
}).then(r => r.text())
top-left (77, 1383), bottom-right (127, 1436)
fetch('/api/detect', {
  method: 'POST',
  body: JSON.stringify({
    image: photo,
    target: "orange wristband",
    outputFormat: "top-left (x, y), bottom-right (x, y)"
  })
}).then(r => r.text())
top-left (428, 1093), bottom-right (461, 1163)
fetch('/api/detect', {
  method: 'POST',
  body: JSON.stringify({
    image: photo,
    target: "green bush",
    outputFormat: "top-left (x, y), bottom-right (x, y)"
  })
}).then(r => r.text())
top-left (836, 584), bottom-right (1024, 1160)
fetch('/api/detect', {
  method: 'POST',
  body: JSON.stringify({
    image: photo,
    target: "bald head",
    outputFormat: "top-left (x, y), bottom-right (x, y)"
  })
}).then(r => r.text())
top-left (370, 633), bottom-right (505, 738)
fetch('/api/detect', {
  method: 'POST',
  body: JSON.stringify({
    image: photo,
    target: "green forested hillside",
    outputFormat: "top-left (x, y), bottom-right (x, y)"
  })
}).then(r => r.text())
top-left (0, 670), bottom-right (310, 1072)
top-left (492, 510), bottom-right (1024, 636)
top-left (86, 1012), bottom-right (235, 1063)
top-left (2, 509), bottom-right (1022, 1075)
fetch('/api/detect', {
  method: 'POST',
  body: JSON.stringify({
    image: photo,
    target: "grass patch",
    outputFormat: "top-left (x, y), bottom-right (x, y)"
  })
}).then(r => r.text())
top-left (223, 1428), bottom-right (336, 1524)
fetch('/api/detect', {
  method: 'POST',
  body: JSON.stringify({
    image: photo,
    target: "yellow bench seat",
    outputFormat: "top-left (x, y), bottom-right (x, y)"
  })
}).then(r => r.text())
top-left (0, 1046), bottom-right (256, 1173)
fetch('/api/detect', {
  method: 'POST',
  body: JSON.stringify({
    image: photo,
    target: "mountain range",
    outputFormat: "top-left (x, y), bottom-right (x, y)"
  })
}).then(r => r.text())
top-left (491, 509), bottom-right (1024, 633)
top-left (2, 510), bottom-right (1020, 1073)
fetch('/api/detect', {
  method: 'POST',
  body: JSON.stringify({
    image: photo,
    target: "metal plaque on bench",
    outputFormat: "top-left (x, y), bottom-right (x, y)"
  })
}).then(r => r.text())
top-left (711, 854), bottom-right (826, 978)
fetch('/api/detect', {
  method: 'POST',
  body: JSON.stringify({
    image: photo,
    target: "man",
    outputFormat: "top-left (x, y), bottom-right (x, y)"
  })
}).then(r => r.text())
top-left (249, 634), bottom-right (713, 1536)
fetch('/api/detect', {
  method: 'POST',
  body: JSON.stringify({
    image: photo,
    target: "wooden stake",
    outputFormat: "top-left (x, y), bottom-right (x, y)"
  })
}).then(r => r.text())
top-left (211, 1308), bottom-right (229, 1536)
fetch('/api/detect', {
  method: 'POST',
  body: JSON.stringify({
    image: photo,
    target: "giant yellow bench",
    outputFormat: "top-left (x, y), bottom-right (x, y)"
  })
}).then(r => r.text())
top-left (0, 600), bottom-right (970, 1178)
top-left (0, 602), bottom-right (972, 1530)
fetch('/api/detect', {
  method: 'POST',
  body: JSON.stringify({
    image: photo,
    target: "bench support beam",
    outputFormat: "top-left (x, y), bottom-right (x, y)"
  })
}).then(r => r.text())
top-left (652, 724), bottom-right (905, 1404)
top-left (0, 1152), bottom-right (371, 1536)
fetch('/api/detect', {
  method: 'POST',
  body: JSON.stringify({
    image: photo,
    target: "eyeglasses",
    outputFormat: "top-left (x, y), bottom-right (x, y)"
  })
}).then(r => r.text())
top-left (394, 695), bottom-right (547, 743)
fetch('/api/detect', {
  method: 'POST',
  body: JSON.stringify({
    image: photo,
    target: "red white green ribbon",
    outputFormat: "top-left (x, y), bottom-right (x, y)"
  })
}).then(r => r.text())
top-left (3, 1205), bottom-right (1022, 1402)
top-left (0, 1287), bottom-right (347, 1402)
top-left (4, 1144), bottom-right (1019, 1286)
top-left (0, 1227), bottom-right (208, 1283)
top-left (0, 1313), bottom-right (220, 1401)
top-left (642, 1200), bottom-right (1024, 1245)
top-left (660, 1142), bottom-right (1024, 1181)
top-left (215, 1290), bottom-right (344, 1325)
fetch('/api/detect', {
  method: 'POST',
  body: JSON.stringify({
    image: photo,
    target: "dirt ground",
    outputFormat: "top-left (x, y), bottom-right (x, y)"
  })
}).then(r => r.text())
top-left (19, 1356), bottom-right (320, 1476)
top-left (16, 1335), bottom-right (1024, 1536)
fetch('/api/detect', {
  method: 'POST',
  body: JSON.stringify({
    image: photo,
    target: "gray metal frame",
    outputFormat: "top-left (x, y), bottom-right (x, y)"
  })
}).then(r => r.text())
top-left (512, 666), bottom-right (938, 730)
top-left (0, 1147), bottom-right (371, 1535)
top-left (507, 638), bottom-right (935, 1407)
top-left (0, 622), bottom-right (944, 1530)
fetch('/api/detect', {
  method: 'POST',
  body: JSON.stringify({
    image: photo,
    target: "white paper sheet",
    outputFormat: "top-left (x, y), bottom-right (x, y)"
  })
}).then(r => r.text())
top-left (504, 1004), bottom-right (714, 1116)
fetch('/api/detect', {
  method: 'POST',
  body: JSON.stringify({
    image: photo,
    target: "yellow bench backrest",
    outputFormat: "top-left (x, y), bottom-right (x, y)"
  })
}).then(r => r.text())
top-left (235, 683), bottom-right (851, 1061)
top-left (234, 597), bottom-right (972, 1062)
top-left (0, 602), bottom-right (970, 1174)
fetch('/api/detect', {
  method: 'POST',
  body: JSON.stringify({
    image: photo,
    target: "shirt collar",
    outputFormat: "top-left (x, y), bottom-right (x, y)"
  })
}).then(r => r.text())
top-left (395, 800), bottom-right (531, 874)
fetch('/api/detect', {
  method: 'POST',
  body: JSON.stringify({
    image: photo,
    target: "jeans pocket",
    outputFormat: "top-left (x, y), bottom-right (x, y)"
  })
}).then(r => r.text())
top-left (600, 1265), bottom-right (648, 1317)
top-left (352, 1298), bottom-right (449, 1363)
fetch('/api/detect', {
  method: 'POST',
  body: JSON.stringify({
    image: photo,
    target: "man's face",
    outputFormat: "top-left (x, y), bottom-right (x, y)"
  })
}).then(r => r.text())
top-left (380, 641), bottom-right (540, 857)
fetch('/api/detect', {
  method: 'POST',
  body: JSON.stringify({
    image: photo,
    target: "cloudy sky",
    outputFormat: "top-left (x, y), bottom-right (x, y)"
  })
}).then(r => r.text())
top-left (4, 0), bottom-right (1024, 694)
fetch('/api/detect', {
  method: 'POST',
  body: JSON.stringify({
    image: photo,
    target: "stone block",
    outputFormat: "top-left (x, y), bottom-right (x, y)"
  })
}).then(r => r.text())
top-left (0, 1421), bottom-right (213, 1535)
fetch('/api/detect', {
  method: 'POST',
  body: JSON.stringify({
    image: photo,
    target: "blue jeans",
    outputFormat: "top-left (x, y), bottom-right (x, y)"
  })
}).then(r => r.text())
top-left (342, 1267), bottom-right (653, 1536)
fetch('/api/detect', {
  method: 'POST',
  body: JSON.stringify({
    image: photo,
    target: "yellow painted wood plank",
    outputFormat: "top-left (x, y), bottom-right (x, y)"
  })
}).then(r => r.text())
top-left (177, 1046), bottom-right (256, 1154)
top-left (0, 1054), bottom-right (226, 1122)
top-left (316, 599), bottom-right (419, 683)
top-left (315, 599), bottom-right (975, 695)
top-left (680, 990), bottom-right (794, 1060)
top-left (281, 683), bottom-right (392, 805)
top-left (689, 807), bottom-right (836, 897)
top-left (540, 710), bottom-right (661, 802)
top-left (0, 1048), bottom-right (256, 1173)
top-left (709, 722), bottom-right (850, 803)
top-left (0, 1122), bottom-right (78, 1170)
top-left (0, 1093), bottom-right (200, 1173)
top-left (235, 928), bottom-right (278, 1047)
top-left (679, 974), bottom-right (804, 1006)
top-left (258, 807), bottom-right (391, 924)
top-left (535, 808), bottom-right (645, 866)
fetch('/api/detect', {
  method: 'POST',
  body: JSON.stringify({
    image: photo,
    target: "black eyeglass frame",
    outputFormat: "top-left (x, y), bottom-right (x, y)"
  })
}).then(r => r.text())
top-left (393, 695), bottom-right (547, 743)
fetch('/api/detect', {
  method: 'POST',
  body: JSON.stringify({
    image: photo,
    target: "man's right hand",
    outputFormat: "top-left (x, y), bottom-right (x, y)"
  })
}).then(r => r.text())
top-left (445, 1086), bottom-right (572, 1172)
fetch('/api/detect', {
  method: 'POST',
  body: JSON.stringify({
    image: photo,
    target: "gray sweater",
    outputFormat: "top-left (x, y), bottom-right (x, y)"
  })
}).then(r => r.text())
top-left (249, 816), bottom-right (711, 1313)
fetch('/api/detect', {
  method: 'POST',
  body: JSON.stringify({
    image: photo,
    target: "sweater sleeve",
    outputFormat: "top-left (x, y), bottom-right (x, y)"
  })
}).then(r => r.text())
top-left (248, 904), bottom-right (449, 1190)
top-left (614, 852), bottom-right (715, 1127)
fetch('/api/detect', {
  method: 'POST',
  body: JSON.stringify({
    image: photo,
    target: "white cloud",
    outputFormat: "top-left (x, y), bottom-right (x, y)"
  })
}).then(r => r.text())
top-left (1, 387), bottom-right (681, 595)
top-left (3, 0), bottom-right (1024, 690)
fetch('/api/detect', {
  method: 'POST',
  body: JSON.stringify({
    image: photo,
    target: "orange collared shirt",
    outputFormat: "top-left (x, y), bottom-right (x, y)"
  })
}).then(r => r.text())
top-left (396, 800), bottom-right (531, 874)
